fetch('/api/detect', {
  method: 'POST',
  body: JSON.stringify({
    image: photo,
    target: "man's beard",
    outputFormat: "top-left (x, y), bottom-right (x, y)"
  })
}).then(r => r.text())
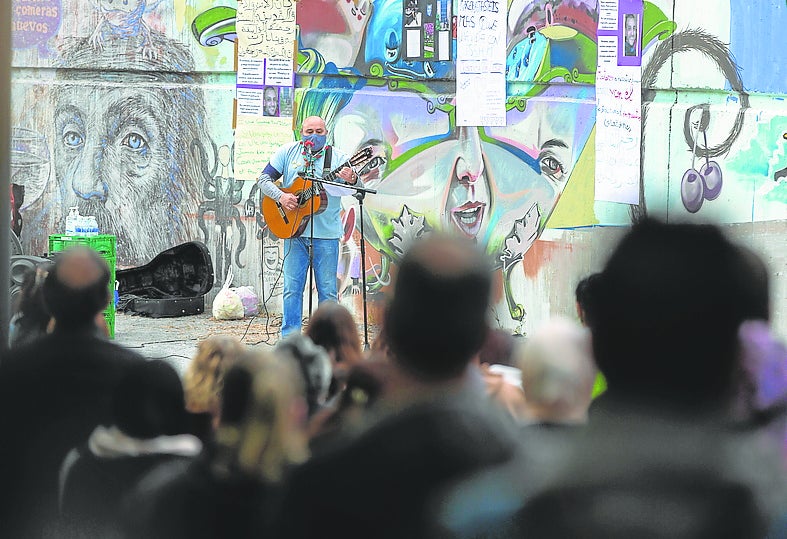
top-left (79, 198), bottom-right (174, 266)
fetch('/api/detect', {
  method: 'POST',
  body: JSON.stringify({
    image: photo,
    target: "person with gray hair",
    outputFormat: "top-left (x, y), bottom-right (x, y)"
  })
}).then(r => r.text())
top-left (516, 316), bottom-right (596, 425)
top-left (433, 318), bottom-right (596, 537)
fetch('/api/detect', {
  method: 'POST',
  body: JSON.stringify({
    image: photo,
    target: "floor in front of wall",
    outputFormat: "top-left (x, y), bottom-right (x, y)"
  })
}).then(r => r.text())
top-left (114, 310), bottom-right (380, 375)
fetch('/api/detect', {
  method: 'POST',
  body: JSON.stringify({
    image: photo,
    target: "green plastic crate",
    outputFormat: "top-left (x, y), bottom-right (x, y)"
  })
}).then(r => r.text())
top-left (49, 234), bottom-right (116, 260)
top-left (104, 308), bottom-right (115, 339)
top-left (48, 234), bottom-right (117, 339)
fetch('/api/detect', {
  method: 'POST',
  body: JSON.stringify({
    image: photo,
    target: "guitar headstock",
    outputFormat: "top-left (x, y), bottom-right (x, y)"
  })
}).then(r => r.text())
top-left (349, 146), bottom-right (375, 167)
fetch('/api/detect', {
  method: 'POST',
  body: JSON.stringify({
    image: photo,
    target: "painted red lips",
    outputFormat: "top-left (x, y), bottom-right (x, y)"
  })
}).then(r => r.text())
top-left (451, 201), bottom-right (486, 238)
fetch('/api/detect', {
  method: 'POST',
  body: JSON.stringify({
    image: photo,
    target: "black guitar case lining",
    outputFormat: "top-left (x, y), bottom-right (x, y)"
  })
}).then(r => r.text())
top-left (117, 241), bottom-right (214, 318)
top-left (120, 295), bottom-right (205, 318)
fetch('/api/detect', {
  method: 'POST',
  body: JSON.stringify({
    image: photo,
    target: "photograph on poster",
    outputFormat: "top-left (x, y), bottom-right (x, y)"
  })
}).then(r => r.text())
top-left (623, 13), bottom-right (638, 56)
top-left (263, 86), bottom-right (279, 117)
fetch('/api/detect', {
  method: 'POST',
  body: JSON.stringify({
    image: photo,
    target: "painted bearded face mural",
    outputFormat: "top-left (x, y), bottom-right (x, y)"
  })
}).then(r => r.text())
top-left (44, 32), bottom-right (205, 265)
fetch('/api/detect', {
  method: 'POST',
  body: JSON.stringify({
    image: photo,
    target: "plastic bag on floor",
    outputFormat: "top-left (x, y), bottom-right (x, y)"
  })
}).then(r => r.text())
top-left (232, 285), bottom-right (259, 317)
top-left (212, 270), bottom-right (244, 320)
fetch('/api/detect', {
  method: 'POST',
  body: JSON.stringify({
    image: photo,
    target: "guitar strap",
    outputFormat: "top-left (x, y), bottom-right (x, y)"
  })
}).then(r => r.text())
top-left (322, 145), bottom-right (332, 179)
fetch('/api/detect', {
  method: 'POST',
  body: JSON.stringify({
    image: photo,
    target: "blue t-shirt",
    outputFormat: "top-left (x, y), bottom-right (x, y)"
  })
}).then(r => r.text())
top-left (264, 141), bottom-right (353, 239)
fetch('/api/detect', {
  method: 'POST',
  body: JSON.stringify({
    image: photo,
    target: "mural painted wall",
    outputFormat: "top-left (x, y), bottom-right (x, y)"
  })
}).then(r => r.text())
top-left (11, 0), bottom-right (240, 280)
top-left (10, 0), bottom-right (787, 336)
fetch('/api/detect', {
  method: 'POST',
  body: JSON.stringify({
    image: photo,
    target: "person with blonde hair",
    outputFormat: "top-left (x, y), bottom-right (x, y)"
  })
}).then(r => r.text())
top-left (183, 336), bottom-right (246, 438)
top-left (121, 349), bottom-right (309, 538)
top-left (224, 351), bottom-right (309, 482)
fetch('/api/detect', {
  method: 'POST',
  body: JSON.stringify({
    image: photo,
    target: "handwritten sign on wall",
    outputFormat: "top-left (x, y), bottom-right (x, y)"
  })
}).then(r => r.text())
top-left (456, 0), bottom-right (506, 126)
top-left (237, 0), bottom-right (296, 59)
top-left (595, 0), bottom-right (642, 204)
top-left (234, 115), bottom-right (294, 182)
top-left (235, 0), bottom-right (296, 183)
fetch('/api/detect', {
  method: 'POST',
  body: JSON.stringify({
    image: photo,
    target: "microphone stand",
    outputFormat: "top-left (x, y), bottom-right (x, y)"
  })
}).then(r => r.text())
top-left (354, 188), bottom-right (372, 350)
top-left (307, 182), bottom-right (315, 319)
top-left (305, 146), bottom-right (328, 322)
top-left (300, 175), bottom-right (377, 349)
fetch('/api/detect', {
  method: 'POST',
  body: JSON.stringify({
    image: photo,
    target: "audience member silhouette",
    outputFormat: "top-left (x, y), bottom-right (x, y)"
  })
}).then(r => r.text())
top-left (122, 349), bottom-right (308, 538)
top-left (730, 244), bottom-right (787, 466)
top-left (434, 317), bottom-right (596, 537)
top-left (513, 219), bottom-right (787, 538)
top-left (477, 328), bottom-right (527, 421)
top-left (0, 246), bottom-right (144, 537)
top-left (307, 357), bottom-right (393, 456)
top-left (274, 233), bottom-right (518, 539)
top-left (575, 272), bottom-right (608, 398)
top-left (517, 316), bottom-right (596, 426)
top-left (9, 261), bottom-right (53, 348)
top-left (59, 360), bottom-right (202, 537)
top-left (305, 300), bottom-right (363, 397)
top-left (574, 272), bottom-right (601, 328)
top-left (275, 333), bottom-right (333, 419)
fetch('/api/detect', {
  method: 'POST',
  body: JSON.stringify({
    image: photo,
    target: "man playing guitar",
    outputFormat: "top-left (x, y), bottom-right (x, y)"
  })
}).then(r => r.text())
top-left (256, 116), bottom-right (361, 337)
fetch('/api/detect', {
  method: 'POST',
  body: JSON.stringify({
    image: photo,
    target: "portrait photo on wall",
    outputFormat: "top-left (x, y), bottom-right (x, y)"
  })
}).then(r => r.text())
top-left (623, 13), bottom-right (639, 57)
top-left (263, 86), bottom-right (279, 117)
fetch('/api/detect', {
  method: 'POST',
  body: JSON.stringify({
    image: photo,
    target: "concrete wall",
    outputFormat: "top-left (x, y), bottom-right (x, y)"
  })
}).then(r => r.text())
top-left (10, 0), bottom-right (787, 337)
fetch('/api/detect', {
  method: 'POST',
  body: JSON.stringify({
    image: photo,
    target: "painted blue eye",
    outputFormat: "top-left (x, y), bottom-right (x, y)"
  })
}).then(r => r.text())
top-left (63, 130), bottom-right (83, 148)
top-left (122, 132), bottom-right (148, 152)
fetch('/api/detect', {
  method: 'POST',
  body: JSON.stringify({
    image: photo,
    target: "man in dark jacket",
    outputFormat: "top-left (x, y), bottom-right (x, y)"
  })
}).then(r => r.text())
top-left (0, 246), bottom-right (144, 537)
top-left (275, 234), bottom-right (518, 539)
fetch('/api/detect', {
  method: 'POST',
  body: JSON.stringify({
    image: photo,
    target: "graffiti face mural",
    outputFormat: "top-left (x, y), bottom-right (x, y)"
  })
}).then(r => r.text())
top-left (443, 126), bottom-right (491, 239)
top-left (46, 33), bottom-right (205, 265)
top-left (296, 0), bottom-right (599, 327)
top-left (331, 84), bottom-right (594, 273)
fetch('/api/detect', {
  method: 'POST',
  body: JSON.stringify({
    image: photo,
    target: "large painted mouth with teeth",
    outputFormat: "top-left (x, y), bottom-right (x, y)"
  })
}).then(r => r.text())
top-left (451, 201), bottom-right (486, 238)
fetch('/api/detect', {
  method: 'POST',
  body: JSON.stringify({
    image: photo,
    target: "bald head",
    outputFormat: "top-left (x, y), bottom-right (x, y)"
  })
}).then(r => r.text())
top-left (386, 234), bottom-right (493, 381)
top-left (43, 247), bottom-right (110, 329)
top-left (301, 116), bottom-right (327, 135)
top-left (55, 247), bottom-right (107, 289)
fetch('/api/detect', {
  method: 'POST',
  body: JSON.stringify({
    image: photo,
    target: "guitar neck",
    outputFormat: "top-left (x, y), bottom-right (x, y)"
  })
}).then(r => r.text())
top-left (320, 160), bottom-right (352, 184)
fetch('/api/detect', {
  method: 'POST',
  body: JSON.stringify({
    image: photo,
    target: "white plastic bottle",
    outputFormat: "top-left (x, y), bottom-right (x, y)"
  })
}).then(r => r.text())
top-left (65, 207), bottom-right (79, 235)
top-left (75, 215), bottom-right (88, 236)
top-left (87, 216), bottom-right (99, 236)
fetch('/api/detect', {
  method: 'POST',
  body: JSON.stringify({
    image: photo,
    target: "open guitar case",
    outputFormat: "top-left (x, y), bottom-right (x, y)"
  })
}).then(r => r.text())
top-left (117, 241), bottom-right (214, 318)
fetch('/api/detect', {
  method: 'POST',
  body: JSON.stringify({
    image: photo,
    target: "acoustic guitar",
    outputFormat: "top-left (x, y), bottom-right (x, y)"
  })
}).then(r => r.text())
top-left (262, 146), bottom-right (373, 239)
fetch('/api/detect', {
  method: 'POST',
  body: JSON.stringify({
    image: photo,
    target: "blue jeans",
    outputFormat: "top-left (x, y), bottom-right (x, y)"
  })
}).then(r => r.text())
top-left (281, 237), bottom-right (339, 337)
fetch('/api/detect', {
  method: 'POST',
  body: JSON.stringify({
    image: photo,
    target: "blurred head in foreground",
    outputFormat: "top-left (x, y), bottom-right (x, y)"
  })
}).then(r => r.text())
top-left (385, 233), bottom-right (493, 382)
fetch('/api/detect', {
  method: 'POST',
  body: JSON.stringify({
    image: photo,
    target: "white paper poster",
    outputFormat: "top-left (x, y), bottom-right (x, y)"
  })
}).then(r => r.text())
top-left (595, 0), bottom-right (643, 204)
top-left (456, 0), bottom-right (507, 127)
top-left (236, 0), bottom-right (296, 59)
top-left (235, 0), bottom-right (297, 181)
